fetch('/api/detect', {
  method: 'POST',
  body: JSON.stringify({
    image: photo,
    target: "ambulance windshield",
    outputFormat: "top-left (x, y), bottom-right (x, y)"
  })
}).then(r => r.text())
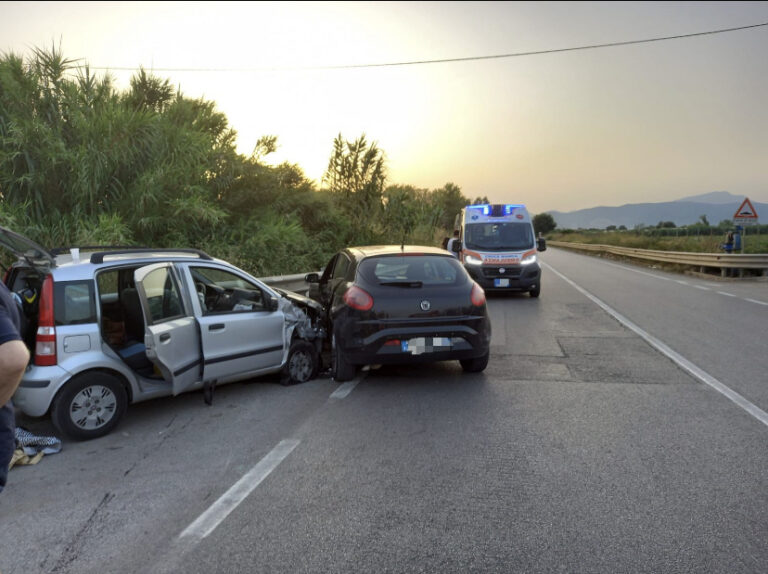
top-left (464, 222), bottom-right (534, 251)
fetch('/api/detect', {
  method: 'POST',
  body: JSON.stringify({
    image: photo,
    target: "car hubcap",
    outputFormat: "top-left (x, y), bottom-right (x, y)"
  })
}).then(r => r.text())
top-left (289, 350), bottom-right (313, 381)
top-left (70, 385), bottom-right (118, 430)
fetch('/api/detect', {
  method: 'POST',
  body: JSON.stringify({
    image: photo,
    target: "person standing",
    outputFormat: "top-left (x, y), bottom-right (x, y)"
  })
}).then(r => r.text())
top-left (445, 230), bottom-right (460, 258)
top-left (0, 280), bottom-right (30, 493)
top-left (723, 230), bottom-right (735, 253)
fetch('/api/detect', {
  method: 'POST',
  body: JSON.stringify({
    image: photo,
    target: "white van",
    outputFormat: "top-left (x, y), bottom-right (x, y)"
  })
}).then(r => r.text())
top-left (451, 204), bottom-right (546, 297)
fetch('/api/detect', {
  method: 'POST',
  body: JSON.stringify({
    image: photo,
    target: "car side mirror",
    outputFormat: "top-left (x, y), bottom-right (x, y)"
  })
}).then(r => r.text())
top-left (267, 295), bottom-right (279, 312)
top-left (537, 237), bottom-right (547, 252)
top-left (451, 241), bottom-right (461, 253)
top-left (305, 272), bottom-right (320, 283)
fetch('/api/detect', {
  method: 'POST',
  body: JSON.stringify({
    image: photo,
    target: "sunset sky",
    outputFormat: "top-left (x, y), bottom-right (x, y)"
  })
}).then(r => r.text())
top-left (2, 1), bottom-right (767, 214)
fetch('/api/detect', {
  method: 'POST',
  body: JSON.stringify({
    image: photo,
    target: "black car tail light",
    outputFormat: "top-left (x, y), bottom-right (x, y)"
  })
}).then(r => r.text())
top-left (470, 282), bottom-right (486, 307)
top-left (35, 275), bottom-right (57, 366)
top-left (343, 286), bottom-right (374, 311)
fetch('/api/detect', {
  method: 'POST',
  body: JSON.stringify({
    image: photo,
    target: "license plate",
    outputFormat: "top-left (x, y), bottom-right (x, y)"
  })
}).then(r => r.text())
top-left (494, 278), bottom-right (510, 287)
top-left (401, 337), bottom-right (452, 355)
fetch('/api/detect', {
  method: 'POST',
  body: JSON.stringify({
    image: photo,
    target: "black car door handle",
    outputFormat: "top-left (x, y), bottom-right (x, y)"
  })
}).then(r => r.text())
top-left (208, 323), bottom-right (225, 331)
top-left (159, 333), bottom-right (171, 342)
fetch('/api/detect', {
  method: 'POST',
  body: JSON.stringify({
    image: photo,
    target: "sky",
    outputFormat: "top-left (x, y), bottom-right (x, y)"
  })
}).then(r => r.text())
top-left (1, 1), bottom-right (768, 215)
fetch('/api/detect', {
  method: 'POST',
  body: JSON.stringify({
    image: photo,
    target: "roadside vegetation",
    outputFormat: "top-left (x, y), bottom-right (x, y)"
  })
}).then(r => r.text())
top-left (0, 46), bottom-right (487, 276)
top-left (549, 224), bottom-right (768, 254)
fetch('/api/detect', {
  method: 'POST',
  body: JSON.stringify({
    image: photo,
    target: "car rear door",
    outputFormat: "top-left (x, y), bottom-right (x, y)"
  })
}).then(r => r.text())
top-left (134, 263), bottom-right (202, 395)
top-left (0, 225), bottom-right (55, 274)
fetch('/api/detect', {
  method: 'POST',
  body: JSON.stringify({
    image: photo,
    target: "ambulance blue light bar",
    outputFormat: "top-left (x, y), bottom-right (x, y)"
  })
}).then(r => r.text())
top-left (467, 204), bottom-right (491, 215)
top-left (467, 204), bottom-right (525, 216)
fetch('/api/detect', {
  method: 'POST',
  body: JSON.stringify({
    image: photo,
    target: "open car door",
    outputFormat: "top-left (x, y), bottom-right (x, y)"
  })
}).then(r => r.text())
top-left (134, 263), bottom-right (202, 395)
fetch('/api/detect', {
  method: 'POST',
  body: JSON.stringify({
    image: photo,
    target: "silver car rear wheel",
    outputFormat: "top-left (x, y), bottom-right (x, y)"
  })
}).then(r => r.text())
top-left (51, 372), bottom-right (128, 440)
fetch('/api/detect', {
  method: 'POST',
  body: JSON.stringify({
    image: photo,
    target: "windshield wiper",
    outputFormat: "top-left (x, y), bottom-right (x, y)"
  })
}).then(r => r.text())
top-left (379, 281), bottom-right (423, 287)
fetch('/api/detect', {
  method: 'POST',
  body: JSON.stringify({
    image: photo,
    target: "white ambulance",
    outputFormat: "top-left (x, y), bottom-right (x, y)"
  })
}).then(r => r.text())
top-left (451, 204), bottom-right (546, 297)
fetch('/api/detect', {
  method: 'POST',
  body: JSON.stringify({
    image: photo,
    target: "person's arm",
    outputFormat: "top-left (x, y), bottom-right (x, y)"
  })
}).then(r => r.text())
top-left (0, 340), bottom-right (29, 405)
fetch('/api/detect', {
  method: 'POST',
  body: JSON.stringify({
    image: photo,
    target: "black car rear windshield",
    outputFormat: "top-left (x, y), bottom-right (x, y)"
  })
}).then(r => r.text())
top-left (358, 255), bottom-right (468, 287)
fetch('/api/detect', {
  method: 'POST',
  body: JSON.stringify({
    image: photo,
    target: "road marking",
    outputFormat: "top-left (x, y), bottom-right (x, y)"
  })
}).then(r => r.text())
top-left (179, 439), bottom-right (300, 542)
top-left (330, 378), bottom-right (361, 399)
top-left (544, 263), bottom-right (768, 429)
top-left (566, 255), bottom-right (768, 306)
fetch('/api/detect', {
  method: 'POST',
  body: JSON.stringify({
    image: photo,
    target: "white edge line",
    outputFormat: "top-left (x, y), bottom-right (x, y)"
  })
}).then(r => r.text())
top-left (543, 262), bottom-right (768, 428)
top-left (179, 438), bottom-right (300, 542)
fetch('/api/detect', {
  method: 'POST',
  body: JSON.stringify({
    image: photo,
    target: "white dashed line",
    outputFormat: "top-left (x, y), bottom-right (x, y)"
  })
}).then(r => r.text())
top-left (717, 291), bottom-right (737, 297)
top-left (544, 262), bottom-right (768, 429)
top-left (330, 378), bottom-right (361, 399)
top-left (745, 298), bottom-right (768, 306)
top-left (179, 439), bottom-right (300, 542)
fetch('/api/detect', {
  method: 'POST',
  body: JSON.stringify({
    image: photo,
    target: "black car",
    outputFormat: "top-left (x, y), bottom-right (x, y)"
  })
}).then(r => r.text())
top-left (305, 246), bottom-right (492, 382)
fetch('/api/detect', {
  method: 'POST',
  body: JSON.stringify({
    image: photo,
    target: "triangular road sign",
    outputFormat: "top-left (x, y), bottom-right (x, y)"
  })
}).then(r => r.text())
top-left (734, 197), bottom-right (758, 219)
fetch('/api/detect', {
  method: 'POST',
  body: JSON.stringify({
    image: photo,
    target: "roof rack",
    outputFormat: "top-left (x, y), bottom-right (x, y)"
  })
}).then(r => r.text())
top-left (51, 245), bottom-right (148, 256)
top-left (89, 248), bottom-right (213, 264)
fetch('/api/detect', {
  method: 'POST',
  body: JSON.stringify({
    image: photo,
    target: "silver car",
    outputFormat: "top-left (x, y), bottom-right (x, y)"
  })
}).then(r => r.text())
top-left (1, 226), bottom-right (324, 440)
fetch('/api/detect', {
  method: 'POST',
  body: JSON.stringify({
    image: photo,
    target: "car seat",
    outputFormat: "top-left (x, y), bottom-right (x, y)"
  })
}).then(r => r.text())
top-left (121, 288), bottom-right (145, 342)
top-left (118, 288), bottom-right (154, 374)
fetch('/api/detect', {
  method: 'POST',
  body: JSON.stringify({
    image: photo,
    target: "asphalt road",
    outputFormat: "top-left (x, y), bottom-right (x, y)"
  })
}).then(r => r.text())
top-left (1, 248), bottom-right (766, 574)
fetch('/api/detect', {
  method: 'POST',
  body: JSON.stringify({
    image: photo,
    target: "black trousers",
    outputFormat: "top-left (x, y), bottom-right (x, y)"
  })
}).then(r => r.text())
top-left (0, 401), bottom-right (15, 493)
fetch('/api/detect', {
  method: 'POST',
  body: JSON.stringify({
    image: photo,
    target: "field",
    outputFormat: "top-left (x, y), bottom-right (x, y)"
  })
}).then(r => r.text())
top-left (548, 227), bottom-right (768, 254)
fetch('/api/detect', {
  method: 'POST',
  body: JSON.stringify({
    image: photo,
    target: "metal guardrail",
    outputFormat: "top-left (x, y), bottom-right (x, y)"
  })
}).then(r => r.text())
top-left (260, 272), bottom-right (312, 294)
top-left (260, 242), bottom-right (768, 287)
top-left (549, 241), bottom-right (768, 277)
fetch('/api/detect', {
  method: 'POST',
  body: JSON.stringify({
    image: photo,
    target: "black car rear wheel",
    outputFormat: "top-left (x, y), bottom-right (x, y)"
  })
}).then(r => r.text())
top-left (460, 352), bottom-right (489, 373)
top-left (331, 333), bottom-right (355, 382)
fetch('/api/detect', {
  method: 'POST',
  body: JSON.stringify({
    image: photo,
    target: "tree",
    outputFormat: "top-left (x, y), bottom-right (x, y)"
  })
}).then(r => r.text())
top-left (430, 182), bottom-right (470, 230)
top-left (125, 67), bottom-right (174, 112)
top-left (699, 214), bottom-right (710, 226)
top-left (323, 133), bottom-right (386, 242)
top-left (532, 213), bottom-right (556, 235)
top-left (717, 219), bottom-right (733, 230)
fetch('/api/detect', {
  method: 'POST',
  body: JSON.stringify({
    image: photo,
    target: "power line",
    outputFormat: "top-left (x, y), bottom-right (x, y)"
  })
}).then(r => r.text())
top-left (87, 21), bottom-right (768, 73)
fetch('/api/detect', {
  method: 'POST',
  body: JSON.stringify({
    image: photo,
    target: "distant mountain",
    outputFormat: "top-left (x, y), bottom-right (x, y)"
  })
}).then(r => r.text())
top-left (674, 191), bottom-right (743, 204)
top-left (548, 193), bottom-right (766, 230)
